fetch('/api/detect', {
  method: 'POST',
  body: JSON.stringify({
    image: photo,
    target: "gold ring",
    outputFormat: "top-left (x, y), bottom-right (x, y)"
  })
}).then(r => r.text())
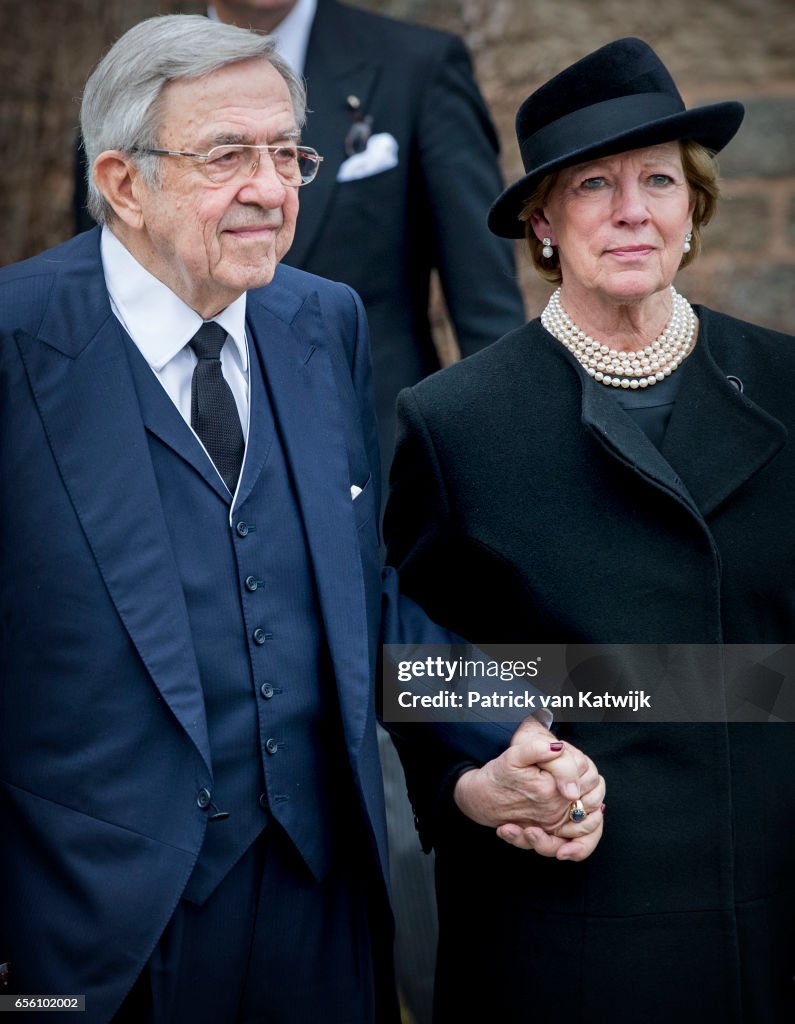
top-left (569, 799), bottom-right (587, 823)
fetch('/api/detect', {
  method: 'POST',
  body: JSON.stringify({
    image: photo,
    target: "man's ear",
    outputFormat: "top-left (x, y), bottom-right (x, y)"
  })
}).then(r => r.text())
top-left (92, 151), bottom-right (147, 228)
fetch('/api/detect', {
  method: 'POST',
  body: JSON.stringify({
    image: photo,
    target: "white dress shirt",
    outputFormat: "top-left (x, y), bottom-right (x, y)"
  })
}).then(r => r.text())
top-left (207, 0), bottom-right (317, 75)
top-left (100, 226), bottom-right (251, 486)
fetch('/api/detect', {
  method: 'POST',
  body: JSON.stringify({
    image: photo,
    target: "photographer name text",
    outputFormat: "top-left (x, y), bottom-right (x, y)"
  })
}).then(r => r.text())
top-left (396, 689), bottom-right (651, 711)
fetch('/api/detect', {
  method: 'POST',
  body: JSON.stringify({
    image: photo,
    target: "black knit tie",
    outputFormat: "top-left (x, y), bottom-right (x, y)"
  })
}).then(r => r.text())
top-left (188, 322), bottom-right (244, 493)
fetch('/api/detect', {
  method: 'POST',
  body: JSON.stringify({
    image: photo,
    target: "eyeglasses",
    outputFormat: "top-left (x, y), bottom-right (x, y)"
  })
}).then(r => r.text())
top-left (135, 144), bottom-right (324, 186)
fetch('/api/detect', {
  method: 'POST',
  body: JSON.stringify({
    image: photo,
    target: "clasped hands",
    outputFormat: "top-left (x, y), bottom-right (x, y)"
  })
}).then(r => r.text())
top-left (454, 716), bottom-right (605, 861)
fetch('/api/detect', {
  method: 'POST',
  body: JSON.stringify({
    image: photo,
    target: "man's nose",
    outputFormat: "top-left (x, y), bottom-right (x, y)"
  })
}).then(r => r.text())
top-left (238, 152), bottom-right (289, 204)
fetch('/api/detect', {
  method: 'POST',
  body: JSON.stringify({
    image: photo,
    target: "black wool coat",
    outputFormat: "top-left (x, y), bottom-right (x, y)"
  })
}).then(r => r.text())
top-left (384, 307), bottom-right (795, 1024)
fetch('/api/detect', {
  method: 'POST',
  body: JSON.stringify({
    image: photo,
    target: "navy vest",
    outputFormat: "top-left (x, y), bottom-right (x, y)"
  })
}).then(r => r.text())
top-left (123, 327), bottom-right (353, 905)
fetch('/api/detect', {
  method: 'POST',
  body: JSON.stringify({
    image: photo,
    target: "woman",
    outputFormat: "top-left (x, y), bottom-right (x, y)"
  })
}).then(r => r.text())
top-left (385, 38), bottom-right (795, 1023)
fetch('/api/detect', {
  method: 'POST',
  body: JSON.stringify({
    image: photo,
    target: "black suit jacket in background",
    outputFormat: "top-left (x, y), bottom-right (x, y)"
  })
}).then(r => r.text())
top-left (286, 0), bottom-right (526, 466)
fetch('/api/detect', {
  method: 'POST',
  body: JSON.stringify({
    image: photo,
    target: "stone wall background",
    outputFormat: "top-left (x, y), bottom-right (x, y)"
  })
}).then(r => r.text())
top-left (2, 0), bottom-right (793, 334)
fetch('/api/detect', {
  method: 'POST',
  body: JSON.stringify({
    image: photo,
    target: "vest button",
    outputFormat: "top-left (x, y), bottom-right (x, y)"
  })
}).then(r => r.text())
top-left (196, 787), bottom-right (212, 809)
top-left (236, 521), bottom-right (250, 537)
top-left (245, 575), bottom-right (260, 592)
top-left (253, 628), bottom-right (269, 645)
top-left (265, 738), bottom-right (279, 755)
top-left (260, 682), bottom-right (275, 699)
top-left (258, 792), bottom-right (269, 810)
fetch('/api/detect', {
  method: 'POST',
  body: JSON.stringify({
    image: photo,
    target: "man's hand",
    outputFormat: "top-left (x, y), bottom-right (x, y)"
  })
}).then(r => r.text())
top-left (453, 715), bottom-right (605, 861)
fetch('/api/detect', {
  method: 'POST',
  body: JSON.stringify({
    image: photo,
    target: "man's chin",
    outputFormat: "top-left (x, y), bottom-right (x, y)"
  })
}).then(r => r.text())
top-left (222, 259), bottom-right (279, 293)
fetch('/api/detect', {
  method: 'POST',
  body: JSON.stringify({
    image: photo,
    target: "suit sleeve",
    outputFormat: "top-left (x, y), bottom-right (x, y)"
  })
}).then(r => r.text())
top-left (416, 34), bottom-right (526, 355)
top-left (344, 283), bottom-right (384, 513)
top-left (380, 387), bottom-right (517, 850)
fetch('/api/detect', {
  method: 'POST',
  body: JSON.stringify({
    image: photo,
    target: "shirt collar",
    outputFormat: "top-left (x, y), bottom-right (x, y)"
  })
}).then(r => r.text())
top-left (100, 226), bottom-right (248, 372)
top-left (207, 0), bottom-right (317, 75)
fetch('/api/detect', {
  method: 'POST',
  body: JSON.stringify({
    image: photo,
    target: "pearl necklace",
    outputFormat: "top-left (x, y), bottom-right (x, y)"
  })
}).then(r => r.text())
top-left (540, 286), bottom-right (697, 389)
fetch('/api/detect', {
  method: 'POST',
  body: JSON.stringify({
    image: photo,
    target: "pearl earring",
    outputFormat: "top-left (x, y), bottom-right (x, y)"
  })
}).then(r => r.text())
top-left (542, 237), bottom-right (554, 259)
top-left (683, 232), bottom-right (692, 254)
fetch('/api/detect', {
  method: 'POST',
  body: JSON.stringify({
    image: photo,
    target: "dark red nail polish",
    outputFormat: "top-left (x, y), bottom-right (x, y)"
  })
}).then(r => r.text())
top-left (600, 804), bottom-right (606, 814)
top-left (550, 741), bottom-right (564, 751)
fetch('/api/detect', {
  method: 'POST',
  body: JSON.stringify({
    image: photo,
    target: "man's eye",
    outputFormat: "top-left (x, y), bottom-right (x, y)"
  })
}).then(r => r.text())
top-left (272, 147), bottom-right (298, 164)
top-left (209, 149), bottom-right (242, 166)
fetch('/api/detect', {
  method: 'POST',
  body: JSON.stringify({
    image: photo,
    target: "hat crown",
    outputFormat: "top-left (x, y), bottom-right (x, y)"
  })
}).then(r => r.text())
top-left (517, 38), bottom-right (683, 142)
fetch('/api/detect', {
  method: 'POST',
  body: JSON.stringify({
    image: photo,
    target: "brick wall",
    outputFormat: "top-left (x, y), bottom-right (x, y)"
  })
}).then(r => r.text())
top-left (2, 0), bottom-right (793, 336)
top-left (363, 0), bottom-right (795, 336)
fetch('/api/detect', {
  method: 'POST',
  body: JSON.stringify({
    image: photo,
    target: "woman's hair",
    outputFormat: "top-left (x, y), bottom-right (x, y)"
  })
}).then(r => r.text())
top-left (518, 140), bottom-right (721, 284)
top-left (80, 14), bottom-right (306, 225)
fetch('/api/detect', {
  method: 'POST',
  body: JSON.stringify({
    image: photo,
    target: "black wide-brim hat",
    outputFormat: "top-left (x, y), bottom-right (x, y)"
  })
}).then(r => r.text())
top-left (489, 37), bottom-right (745, 238)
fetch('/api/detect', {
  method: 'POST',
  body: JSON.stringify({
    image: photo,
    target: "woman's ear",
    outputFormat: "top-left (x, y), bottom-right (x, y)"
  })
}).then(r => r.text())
top-left (529, 209), bottom-right (557, 246)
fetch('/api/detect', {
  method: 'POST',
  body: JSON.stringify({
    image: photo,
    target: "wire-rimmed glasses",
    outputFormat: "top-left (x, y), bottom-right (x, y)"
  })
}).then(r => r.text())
top-left (135, 144), bottom-right (323, 186)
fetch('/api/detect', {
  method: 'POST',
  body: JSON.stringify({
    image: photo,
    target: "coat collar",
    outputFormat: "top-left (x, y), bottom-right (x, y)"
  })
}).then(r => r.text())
top-left (532, 311), bottom-right (787, 519)
top-left (577, 355), bottom-right (699, 514)
top-left (660, 308), bottom-right (787, 516)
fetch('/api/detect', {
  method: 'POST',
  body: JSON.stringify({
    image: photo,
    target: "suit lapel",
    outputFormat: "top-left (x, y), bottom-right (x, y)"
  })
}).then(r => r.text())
top-left (287, 1), bottom-right (380, 267)
top-left (234, 340), bottom-right (277, 511)
top-left (16, 233), bottom-right (212, 772)
top-left (122, 333), bottom-right (232, 503)
top-left (247, 285), bottom-right (371, 757)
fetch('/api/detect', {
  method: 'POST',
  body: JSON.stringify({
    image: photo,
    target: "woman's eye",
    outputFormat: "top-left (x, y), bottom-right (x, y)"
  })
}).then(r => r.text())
top-left (649, 173), bottom-right (673, 186)
top-left (580, 176), bottom-right (605, 190)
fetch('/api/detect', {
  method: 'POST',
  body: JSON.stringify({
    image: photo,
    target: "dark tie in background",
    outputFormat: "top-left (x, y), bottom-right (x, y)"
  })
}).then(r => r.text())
top-left (189, 321), bottom-right (245, 493)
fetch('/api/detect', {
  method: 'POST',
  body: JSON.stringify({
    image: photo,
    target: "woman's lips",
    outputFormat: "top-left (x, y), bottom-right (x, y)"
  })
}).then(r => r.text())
top-left (607, 245), bottom-right (655, 257)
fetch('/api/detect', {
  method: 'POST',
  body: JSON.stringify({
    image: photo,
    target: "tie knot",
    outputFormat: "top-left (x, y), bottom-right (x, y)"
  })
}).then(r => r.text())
top-left (189, 321), bottom-right (227, 360)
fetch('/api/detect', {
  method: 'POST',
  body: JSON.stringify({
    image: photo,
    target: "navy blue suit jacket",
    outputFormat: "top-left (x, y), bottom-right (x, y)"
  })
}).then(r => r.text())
top-left (0, 228), bottom-right (517, 1020)
top-left (0, 228), bottom-right (391, 1020)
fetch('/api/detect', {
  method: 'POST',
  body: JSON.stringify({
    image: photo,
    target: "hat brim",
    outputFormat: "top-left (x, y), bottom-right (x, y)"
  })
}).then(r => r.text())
top-left (488, 101), bottom-right (745, 239)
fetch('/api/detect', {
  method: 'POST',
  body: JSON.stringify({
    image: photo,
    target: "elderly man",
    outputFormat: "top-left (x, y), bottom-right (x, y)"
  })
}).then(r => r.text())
top-left (1, 14), bottom-right (602, 1024)
top-left (74, 0), bottom-right (527, 480)
top-left (2, 17), bottom-right (401, 1023)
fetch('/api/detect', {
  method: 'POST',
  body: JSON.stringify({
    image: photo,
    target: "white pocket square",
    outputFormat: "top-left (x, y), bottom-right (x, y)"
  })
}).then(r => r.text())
top-left (350, 485), bottom-right (363, 500)
top-left (336, 133), bottom-right (399, 182)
